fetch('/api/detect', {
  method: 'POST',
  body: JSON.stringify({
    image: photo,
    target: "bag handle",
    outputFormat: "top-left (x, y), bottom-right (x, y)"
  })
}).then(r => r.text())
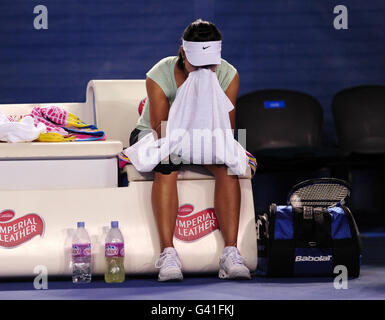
top-left (293, 206), bottom-right (332, 247)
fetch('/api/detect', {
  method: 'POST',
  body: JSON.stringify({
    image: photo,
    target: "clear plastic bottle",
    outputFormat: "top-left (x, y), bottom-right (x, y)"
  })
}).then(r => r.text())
top-left (105, 221), bottom-right (125, 283)
top-left (72, 221), bottom-right (92, 283)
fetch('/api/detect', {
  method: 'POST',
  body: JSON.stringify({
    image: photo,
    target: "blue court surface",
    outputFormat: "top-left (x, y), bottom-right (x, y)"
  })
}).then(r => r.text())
top-left (0, 235), bottom-right (384, 300)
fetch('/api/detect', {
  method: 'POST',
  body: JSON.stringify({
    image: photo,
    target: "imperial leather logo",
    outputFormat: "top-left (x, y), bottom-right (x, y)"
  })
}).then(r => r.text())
top-left (174, 204), bottom-right (219, 242)
top-left (0, 210), bottom-right (44, 248)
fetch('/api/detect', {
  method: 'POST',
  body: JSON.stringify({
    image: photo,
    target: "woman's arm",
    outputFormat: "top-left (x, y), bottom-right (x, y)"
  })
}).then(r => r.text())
top-left (225, 72), bottom-right (240, 130)
top-left (146, 77), bottom-right (170, 138)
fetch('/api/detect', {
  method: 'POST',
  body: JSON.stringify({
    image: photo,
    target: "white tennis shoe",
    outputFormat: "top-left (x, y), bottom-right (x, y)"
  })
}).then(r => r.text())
top-left (155, 247), bottom-right (183, 282)
top-left (219, 246), bottom-right (251, 280)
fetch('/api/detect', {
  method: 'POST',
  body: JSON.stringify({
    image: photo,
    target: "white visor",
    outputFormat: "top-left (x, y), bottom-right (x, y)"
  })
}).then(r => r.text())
top-left (182, 40), bottom-right (222, 66)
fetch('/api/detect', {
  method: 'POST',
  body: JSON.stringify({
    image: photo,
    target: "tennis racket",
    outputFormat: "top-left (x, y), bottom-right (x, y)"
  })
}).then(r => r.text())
top-left (287, 177), bottom-right (351, 208)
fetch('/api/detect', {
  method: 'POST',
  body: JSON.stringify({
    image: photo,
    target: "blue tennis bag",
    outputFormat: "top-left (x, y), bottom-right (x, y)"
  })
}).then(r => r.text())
top-left (256, 179), bottom-right (362, 277)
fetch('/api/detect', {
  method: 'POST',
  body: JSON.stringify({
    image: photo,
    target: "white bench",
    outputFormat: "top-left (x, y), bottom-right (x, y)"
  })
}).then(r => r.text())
top-left (0, 80), bottom-right (257, 277)
top-left (92, 79), bottom-right (257, 274)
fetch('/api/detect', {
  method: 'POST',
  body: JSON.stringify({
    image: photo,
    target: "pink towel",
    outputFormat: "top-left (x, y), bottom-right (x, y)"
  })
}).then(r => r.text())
top-left (41, 106), bottom-right (68, 126)
top-left (30, 107), bottom-right (68, 135)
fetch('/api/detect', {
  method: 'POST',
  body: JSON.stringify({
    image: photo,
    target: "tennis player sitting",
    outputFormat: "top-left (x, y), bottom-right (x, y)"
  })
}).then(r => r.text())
top-left (124, 19), bottom-right (251, 281)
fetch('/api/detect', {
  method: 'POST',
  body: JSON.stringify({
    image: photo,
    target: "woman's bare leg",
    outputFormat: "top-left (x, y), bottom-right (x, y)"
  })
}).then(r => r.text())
top-left (151, 171), bottom-right (179, 251)
top-left (204, 164), bottom-right (241, 247)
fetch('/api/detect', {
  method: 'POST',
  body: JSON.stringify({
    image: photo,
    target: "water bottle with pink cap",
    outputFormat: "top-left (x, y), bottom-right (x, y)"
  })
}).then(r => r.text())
top-left (105, 221), bottom-right (125, 283)
top-left (72, 221), bottom-right (92, 283)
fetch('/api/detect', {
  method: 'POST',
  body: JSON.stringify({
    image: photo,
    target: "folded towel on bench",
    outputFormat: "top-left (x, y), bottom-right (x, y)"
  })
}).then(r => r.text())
top-left (30, 106), bottom-right (105, 142)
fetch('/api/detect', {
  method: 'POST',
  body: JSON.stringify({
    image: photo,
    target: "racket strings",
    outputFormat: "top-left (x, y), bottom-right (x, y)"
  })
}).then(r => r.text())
top-left (290, 183), bottom-right (349, 207)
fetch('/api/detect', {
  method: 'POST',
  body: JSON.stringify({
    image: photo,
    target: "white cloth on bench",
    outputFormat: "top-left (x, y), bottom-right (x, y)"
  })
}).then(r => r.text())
top-left (0, 112), bottom-right (46, 143)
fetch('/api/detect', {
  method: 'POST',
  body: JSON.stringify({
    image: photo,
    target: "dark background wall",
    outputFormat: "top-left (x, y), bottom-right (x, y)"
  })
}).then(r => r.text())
top-left (1, 0), bottom-right (384, 145)
top-left (0, 0), bottom-right (384, 229)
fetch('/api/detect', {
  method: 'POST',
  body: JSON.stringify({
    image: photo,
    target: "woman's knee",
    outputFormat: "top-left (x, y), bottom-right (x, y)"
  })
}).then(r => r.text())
top-left (153, 171), bottom-right (179, 184)
top-left (205, 164), bottom-right (238, 180)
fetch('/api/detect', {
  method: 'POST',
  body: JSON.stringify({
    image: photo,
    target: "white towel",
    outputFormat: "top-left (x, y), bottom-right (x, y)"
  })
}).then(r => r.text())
top-left (123, 68), bottom-right (248, 176)
top-left (0, 112), bottom-right (46, 143)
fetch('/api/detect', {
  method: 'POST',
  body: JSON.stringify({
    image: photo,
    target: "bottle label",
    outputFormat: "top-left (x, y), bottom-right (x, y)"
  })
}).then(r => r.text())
top-left (72, 243), bottom-right (91, 258)
top-left (105, 243), bottom-right (124, 257)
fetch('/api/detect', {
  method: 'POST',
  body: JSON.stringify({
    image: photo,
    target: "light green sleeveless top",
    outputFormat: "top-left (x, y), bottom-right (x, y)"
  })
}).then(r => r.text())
top-left (135, 56), bottom-right (237, 131)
